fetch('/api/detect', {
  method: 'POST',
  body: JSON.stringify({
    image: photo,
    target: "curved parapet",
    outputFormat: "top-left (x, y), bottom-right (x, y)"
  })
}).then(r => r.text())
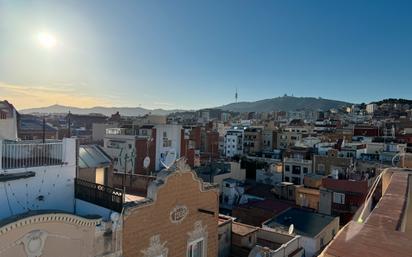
top-left (0, 211), bottom-right (101, 257)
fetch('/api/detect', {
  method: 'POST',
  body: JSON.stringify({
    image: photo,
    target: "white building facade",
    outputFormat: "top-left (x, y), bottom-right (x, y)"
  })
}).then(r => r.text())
top-left (155, 124), bottom-right (182, 171)
top-left (224, 128), bottom-right (245, 157)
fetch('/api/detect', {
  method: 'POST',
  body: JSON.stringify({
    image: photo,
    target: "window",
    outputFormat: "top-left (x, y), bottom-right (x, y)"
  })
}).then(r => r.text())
top-left (163, 139), bottom-right (172, 147)
top-left (292, 177), bottom-right (300, 185)
top-left (292, 165), bottom-right (301, 175)
top-left (187, 239), bottom-right (204, 257)
top-left (163, 131), bottom-right (167, 138)
top-left (303, 167), bottom-right (308, 174)
top-left (333, 192), bottom-right (345, 204)
top-left (318, 164), bottom-right (325, 174)
top-left (320, 237), bottom-right (324, 247)
top-left (285, 165), bottom-right (290, 172)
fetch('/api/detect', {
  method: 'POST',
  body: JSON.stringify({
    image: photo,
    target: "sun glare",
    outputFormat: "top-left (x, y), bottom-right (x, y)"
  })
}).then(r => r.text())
top-left (37, 32), bottom-right (57, 48)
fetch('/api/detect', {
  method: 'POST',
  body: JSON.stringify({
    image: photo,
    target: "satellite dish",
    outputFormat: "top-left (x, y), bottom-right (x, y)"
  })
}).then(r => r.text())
top-left (288, 224), bottom-right (294, 235)
top-left (143, 156), bottom-right (151, 169)
top-left (110, 212), bottom-right (120, 222)
top-left (160, 148), bottom-right (177, 169)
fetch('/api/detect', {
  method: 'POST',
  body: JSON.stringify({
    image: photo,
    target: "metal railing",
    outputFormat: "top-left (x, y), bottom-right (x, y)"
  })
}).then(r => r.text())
top-left (283, 157), bottom-right (312, 164)
top-left (75, 178), bottom-right (124, 212)
top-left (1, 140), bottom-right (63, 169)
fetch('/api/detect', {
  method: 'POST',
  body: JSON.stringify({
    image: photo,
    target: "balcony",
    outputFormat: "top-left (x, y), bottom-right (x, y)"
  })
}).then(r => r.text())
top-left (1, 140), bottom-right (63, 170)
top-left (283, 157), bottom-right (312, 165)
top-left (75, 178), bottom-right (124, 212)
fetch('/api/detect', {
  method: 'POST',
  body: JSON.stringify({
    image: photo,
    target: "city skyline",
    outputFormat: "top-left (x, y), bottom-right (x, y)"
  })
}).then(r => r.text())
top-left (1, 0), bottom-right (412, 110)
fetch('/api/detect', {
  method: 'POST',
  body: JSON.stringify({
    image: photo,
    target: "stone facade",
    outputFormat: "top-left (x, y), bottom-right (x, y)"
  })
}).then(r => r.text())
top-left (123, 160), bottom-right (219, 257)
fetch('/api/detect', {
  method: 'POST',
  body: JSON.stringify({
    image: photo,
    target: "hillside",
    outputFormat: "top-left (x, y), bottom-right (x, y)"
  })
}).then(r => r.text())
top-left (20, 104), bottom-right (181, 116)
top-left (217, 96), bottom-right (351, 112)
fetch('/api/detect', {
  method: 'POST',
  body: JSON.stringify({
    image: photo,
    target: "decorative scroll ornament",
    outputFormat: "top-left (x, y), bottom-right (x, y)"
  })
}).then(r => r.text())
top-left (141, 235), bottom-right (168, 257)
top-left (21, 230), bottom-right (48, 257)
top-left (170, 205), bottom-right (189, 224)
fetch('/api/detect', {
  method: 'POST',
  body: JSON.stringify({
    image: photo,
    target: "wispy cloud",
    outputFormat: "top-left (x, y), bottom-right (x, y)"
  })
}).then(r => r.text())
top-left (0, 81), bottom-right (112, 110)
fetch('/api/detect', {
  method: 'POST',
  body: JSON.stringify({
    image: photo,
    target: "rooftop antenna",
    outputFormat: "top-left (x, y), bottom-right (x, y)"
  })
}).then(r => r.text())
top-left (67, 111), bottom-right (71, 138)
top-left (235, 88), bottom-right (238, 103)
top-left (42, 115), bottom-right (46, 143)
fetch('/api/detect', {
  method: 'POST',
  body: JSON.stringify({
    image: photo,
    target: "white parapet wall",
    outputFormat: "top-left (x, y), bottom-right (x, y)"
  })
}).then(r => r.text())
top-left (0, 138), bottom-right (77, 220)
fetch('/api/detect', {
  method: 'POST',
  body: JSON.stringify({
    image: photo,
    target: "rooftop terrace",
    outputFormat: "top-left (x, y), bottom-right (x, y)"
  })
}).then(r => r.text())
top-left (320, 168), bottom-right (412, 257)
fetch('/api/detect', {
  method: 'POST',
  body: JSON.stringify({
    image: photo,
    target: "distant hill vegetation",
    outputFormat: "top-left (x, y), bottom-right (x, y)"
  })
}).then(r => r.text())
top-left (372, 98), bottom-right (412, 105)
top-left (217, 96), bottom-right (351, 112)
top-left (20, 104), bottom-right (182, 116)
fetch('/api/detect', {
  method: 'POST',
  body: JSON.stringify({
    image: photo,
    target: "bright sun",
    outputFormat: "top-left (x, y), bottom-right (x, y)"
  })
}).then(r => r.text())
top-left (37, 32), bottom-right (57, 48)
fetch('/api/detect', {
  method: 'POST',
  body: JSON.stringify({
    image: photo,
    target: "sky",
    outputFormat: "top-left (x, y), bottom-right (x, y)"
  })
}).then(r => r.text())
top-left (0, 0), bottom-right (412, 110)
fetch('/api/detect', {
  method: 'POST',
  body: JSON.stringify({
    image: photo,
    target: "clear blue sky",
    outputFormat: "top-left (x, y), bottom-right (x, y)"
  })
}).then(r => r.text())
top-left (1, 0), bottom-right (411, 109)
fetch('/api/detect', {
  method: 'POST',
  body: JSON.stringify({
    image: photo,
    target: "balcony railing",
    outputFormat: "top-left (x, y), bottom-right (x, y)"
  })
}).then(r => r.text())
top-left (283, 157), bottom-right (312, 165)
top-left (1, 140), bottom-right (63, 169)
top-left (75, 178), bottom-right (124, 212)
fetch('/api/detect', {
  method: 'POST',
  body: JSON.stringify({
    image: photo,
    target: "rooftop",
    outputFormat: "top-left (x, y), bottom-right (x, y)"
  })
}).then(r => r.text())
top-left (19, 115), bottom-right (57, 132)
top-left (232, 221), bottom-right (258, 236)
top-left (320, 168), bottom-right (412, 257)
top-left (239, 199), bottom-right (294, 213)
top-left (78, 144), bottom-right (111, 169)
top-left (264, 208), bottom-right (336, 238)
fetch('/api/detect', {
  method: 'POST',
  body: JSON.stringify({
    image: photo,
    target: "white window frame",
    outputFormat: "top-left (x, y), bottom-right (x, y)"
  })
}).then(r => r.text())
top-left (187, 237), bottom-right (205, 257)
top-left (333, 192), bottom-right (345, 204)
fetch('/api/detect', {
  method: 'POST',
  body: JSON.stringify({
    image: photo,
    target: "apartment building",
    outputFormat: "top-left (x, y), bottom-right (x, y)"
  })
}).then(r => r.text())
top-left (319, 177), bottom-right (370, 225)
top-left (283, 147), bottom-right (313, 185)
top-left (224, 128), bottom-right (245, 157)
top-left (313, 149), bottom-right (353, 176)
top-left (262, 129), bottom-right (276, 152)
top-left (243, 127), bottom-right (263, 154)
top-left (277, 124), bottom-right (311, 149)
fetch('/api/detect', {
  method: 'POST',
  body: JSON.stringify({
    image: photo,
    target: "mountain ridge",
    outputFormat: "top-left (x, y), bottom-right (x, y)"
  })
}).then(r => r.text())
top-left (20, 104), bottom-right (183, 116)
top-left (20, 96), bottom-right (353, 116)
top-left (216, 96), bottom-right (352, 112)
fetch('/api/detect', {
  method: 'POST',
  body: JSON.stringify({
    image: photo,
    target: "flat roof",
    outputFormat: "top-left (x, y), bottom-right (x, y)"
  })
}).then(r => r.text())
top-left (232, 222), bottom-right (258, 236)
top-left (264, 208), bottom-right (336, 238)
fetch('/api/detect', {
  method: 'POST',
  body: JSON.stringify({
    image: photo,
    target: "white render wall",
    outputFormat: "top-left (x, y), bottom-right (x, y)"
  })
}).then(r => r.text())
top-left (224, 129), bottom-right (244, 157)
top-left (155, 124), bottom-right (182, 170)
top-left (0, 111), bottom-right (18, 140)
top-left (0, 138), bottom-right (77, 220)
top-left (103, 135), bottom-right (137, 173)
